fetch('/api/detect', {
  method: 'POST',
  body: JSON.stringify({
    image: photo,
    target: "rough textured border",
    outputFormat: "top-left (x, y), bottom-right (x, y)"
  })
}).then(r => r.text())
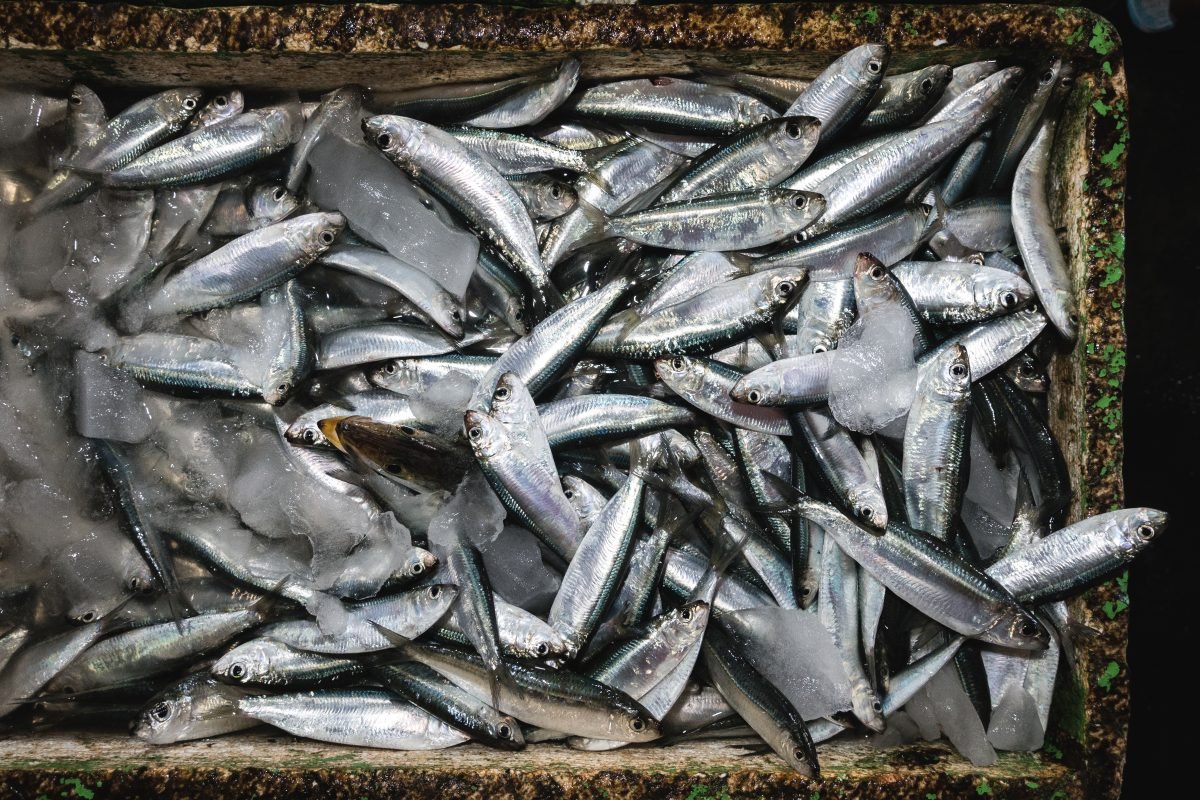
top-left (0, 3), bottom-right (1129, 799)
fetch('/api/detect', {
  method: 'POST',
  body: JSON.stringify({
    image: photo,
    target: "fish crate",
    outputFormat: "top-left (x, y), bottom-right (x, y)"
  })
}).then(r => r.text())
top-left (0, 2), bottom-right (1130, 799)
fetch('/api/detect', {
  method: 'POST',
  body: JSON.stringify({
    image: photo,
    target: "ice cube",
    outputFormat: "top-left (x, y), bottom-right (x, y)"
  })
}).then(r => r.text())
top-left (73, 351), bottom-right (155, 443)
top-left (904, 686), bottom-right (942, 741)
top-left (925, 663), bottom-right (998, 766)
top-left (306, 132), bottom-right (480, 299)
top-left (828, 305), bottom-right (919, 434)
top-left (986, 683), bottom-right (1044, 751)
top-left (427, 469), bottom-right (506, 551)
top-left (723, 607), bottom-right (853, 720)
top-left (410, 370), bottom-right (477, 440)
top-left (479, 525), bottom-right (562, 615)
top-left (963, 422), bottom-right (1020, 527)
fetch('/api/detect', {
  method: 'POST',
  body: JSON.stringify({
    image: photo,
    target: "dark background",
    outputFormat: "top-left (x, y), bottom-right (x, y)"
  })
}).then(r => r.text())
top-left (994, 1), bottom-right (1197, 796)
top-left (7, 1), bottom-right (1193, 796)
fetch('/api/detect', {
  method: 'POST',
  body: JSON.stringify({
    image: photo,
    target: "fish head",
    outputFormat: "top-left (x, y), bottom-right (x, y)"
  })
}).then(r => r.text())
top-left (259, 105), bottom-right (304, 147)
top-left (211, 639), bottom-right (275, 685)
top-left (490, 371), bottom-right (534, 416)
top-left (844, 43), bottom-right (890, 89)
top-left (512, 622), bottom-right (571, 661)
top-left (772, 188), bottom-right (826, 237)
top-left (846, 484), bottom-right (888, 533)
top-left (734, 94), bottom-right (779, 128)
top-left (654, 355), bottom-right (705, 394)
top-left (501, 296), bottom-right (529, 336)
top-left (284, 211), bottom-right (345, 256)
top-left (369, 358), bottom-right (422, 393)
top-left (123, 554), bottom-right (156, 597)
top-left (66, 83), bottom-right (106, 125)
top-left (552, 57), bottom-right (583, 92)
top-left (192, 90), bottom-right (245, 129)
top-left (402, 547), bottom-right (439, 582)
top-left (285, 417), bottom-right (330, 448)
top-left (974, 272), bottom-right (1034, 317)
top-left (768, 115), bottom-right (821, 160)
top-left (428, 291), bottom-right (465, 339)
top-left (663, 600), bottom-right (711, 649)
top-left (989, 606), bottom-right (1052, 651)
top-left (773, 726), bottom-right (819, 777)
top-left (757, 265), bottom-right (808, 312)
top-left (1005, 353), bottom-right (1048, 393)
top-left (562, 476), bottom-right (607, 523)
top-left (908, 64), bottom-right (954, 103)
top-left (363, 114), bottom-right (426, 165)
top-left (852, 252), bottom-right (902, 309)
top-left (155, 87), bottom-right (205, 127)
top-left (922, 343), bottom-right (971, 401)
top-left (463, 409), bottom-right (511, 460)
top-left (730, 370), bottom-right (776, 405)
top-left (1112, 508), bottom-right (1168, 557)
top-left (249, 182), bottom-right (299, 225)
top-left (133, 682), bottom-right (196, 744)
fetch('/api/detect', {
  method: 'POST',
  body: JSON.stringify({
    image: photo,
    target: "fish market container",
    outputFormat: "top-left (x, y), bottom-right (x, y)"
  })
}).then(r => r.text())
top-left (0, 2), bottom-right (1130, 798)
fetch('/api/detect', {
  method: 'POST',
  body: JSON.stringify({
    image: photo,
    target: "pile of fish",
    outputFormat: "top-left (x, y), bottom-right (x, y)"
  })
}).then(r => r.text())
top-left (0, 45), bottom-right (1166, 775)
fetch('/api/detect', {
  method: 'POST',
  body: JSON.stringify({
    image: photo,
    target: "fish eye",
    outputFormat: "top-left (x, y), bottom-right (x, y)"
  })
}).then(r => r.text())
top-left (792, 746), bottom-right (807, 761)
top-left (411, 561), bottom-right (424, 575)
top-left (785, 121), bottom-right (802, 138)
top-left (127, 576), bottom-right (143, 592)
top-left (869, 265), bottom-right (887, 281)
top-left (399, 425), bottom-right (416, 436)
top-left (872, 700), bottom-right (883, 712)
top-left (449, 308), bottom-right (462, 321)
top-left (61, 686), bottom-right (77, 696)
top-left (793, 195), bottom-right (807, 209)
top-left (429, 585), bottom-right (442, 599)
top-left (799, 586), bottom-right (811, 596)
top-left (384, 362), bottom-right (398, 375)
top-left (776, 279), bottom-right (796, 297)
top-left (563, 487), bottom-right (575, 499)
top-left (1136, 523), bottom-right (1156, 540)
top-left (680, 607), bottom-right (693, 622)
top-left (229, 663), bottom-right (246, 680)
top-left (868, 61), bottom-right (882, 74)
top-left (1061, 76), bottom-right (1075, 90)
top-left (376, 132), bottom-right (393, 148)
top-left (949, 363), bottom-right (968, 379)
top-left (319, 230), bottom-right (336, 246)
top-left (1020, 621), bottom-right (1039, 637)
top-left (759, 114), bottom-right (771, 123)
top-left (920, 78), bottom-right (934, 94)
top-left (499, 723), bottom-right (513, 739)
top-left (746, 389), bottom-right (762, 404)
top-left (276, 383), bottom-right (290, 395)
top-left (536, 642), bottom-right (550, 656)
top-left (670, 357), bottom-right (687, 372)
top-left (629, 718), bottom-right (646, 732)
top-left (183, 97), bottom-right (198, 111)
top-left (513, 308), bottom-right (525, 320)
top-left (494, 386), bottom-right (511, 402)
top-left (302, 429), bottom-right (318, 445)
top-left (1040, 69), bottom-right (1054, 84)
top-left (467, 426), bottom-right (484, 442)
top-left (69, 93), bottom-right (82, 106)
top-left (80, 610), bottom-right (97, 623)
top-left (215, 95), bottom-right (228, 107)
top-left (9, 334), bottom-right (19, 346)
top-left (812, 344), bottom-right (828, 354)
top-left (151, 702), bottom-right (172, 722)
top-left (1068, 311), bottom-right (1080, 324)
top-left (1001, 292), bottom-right (1018, 310)
top-left (273, 187), bottom-right (287, 202)
top-left (550, 185), bottom-right (562, 199)
top-left (858, 505), bottom-right (875, 522)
